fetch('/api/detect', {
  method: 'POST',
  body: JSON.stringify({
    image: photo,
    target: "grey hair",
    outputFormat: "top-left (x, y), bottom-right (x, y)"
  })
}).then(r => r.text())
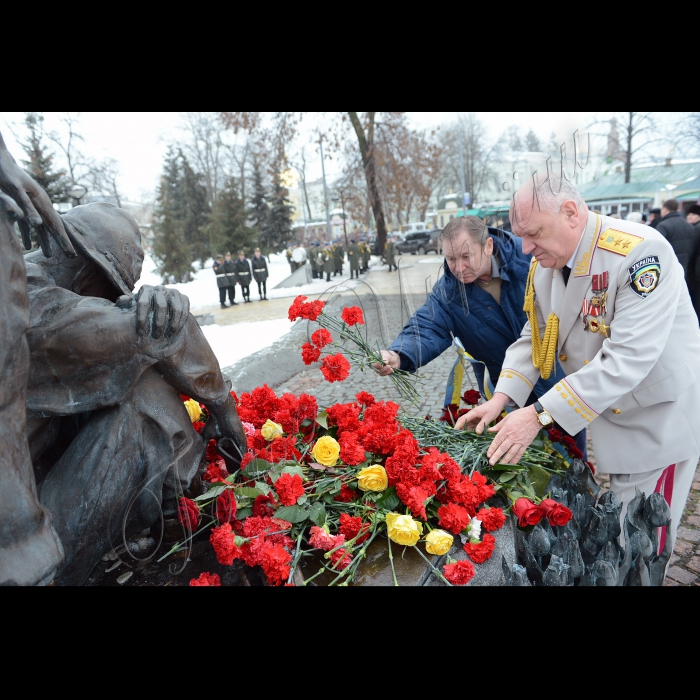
top-left (439, 215), bottom-right (488, 246)
top-left (519, 173), bottom-right (586, 216)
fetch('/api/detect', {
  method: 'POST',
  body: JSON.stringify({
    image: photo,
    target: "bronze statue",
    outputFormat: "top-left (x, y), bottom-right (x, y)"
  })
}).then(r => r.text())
top-left (0, 132), bottom-right (247, 586)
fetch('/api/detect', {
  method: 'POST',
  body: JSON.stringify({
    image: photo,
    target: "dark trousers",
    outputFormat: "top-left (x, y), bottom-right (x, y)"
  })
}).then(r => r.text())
top-left (241, 285), bottom-right (250, 300)
top-left (256, 280), bottom-right (267, 297)
top-left (219, 286), bottom-right (235, 304)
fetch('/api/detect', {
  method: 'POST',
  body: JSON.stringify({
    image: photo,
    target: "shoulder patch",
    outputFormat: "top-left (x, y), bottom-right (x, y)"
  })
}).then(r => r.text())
top-left (628, 255), bottom-right (661, 298)
top-left (597, 229), bottom-right (644, 256)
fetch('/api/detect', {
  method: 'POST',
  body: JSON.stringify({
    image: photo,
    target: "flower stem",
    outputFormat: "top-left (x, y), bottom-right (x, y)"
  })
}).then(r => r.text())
top-left (387, 537), bottom-right (399, 586)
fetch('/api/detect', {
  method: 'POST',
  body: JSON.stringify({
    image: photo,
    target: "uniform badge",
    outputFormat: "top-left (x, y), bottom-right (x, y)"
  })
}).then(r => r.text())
top-left (628, 256), bottom-right (660, 298)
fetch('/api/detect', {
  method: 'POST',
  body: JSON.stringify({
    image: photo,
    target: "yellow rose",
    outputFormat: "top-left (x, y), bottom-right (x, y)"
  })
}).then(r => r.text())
top-left (424, 529), bottom-right (454, 556)
top-left (261, 419), bottom-right (284, 441)
top-left (357, 465), bottom-right (388, 492)
top-left (386, 512), bottom-right (423, 547)
top-left (311, 435), bottom-right (340, 466)
top-left (184, 399), bottom-right (202, 423)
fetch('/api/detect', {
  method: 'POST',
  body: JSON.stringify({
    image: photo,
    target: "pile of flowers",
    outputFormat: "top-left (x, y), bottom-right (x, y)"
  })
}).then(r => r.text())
top-left (170, 382), bottom-right (572, 587)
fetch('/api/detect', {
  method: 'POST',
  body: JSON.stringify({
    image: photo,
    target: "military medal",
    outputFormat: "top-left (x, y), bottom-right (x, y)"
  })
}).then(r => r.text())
top-left (582, 272), bottom-right (610, 335)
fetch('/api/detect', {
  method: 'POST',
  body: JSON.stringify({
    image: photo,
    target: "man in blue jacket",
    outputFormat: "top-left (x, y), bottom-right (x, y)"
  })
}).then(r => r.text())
top-left (377, 215), bottom-right (586, 456)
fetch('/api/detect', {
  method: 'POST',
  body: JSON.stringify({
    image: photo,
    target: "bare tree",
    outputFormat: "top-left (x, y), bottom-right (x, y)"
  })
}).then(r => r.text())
top-left (676, 112), bottom-right (700, 157)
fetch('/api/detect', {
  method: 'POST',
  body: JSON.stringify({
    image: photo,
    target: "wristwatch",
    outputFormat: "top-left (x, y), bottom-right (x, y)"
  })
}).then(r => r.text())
top-left (533, 401), bottom-right (554, 427)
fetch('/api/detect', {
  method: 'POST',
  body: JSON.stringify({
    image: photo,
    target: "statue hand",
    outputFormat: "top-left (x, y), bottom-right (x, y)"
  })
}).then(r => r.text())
top-left (0, 131), bottom-right (76, 258)
top-left (135, 285), bottom-right (190, 339)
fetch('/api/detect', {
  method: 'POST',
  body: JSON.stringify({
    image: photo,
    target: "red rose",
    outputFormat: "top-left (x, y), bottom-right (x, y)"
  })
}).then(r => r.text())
top-left (274, 473), bottom-right (305, 506)
top-left (585, 460), bottom-right (596, 475)
top-left (568, 445), bottom-right (583, 460)
top-left (301, 342), bottom-right (321, 365)
top-left (189, 572), bottom-right (221, 586)
top-left (320, 353), bottom-right (351, 383)
top-left (462, 390), bottom-right (481, 405)
top-left (341, 306), bottom-right (365, 326)
top-left (547, 427), bottom-right (563, 443)
top-left (539, 498), bottom-right (573, 527)
top-left (443, 559), bottom-right (475, 585)
top-left (177, 497), bottom-right (200, 532)
top-left (463, 533), bottom-right (496, 564)
top-left (216, 489), bottom-right (238, 523)
top-left (440, 403), bottom-right (459, 424)
top-left (561, 435), bottom-right (577, 450)
top-left (512, 498), bottom-right (544, 527)
top-left (209, 523), bottom-right (240, 566)
top-left (311, 328), bottom-right (333, 349)
top-left (252, 493), bottom-right (277, 517)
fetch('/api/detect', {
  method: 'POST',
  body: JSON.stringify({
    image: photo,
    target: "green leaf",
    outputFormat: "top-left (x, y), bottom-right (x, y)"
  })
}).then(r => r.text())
top-left (316, 410), bottom-right (328, 429)
top-left (236, 506), bottom-right (253, 520)
top-left (194, 485), bottom-right (227, 501)
top-left (234, 486), bottom-right (263, 499)
top-left (273, 505), bottom-right (309, 524)
top-left (529, 465), bottom-right (552, 498)
top-left (323, 493), bottom-right (334, 504)
top-left (296, 495), bottom-right (308, 506)
top-left (243, 458), bottom-right (273, 479)
top-left (375, 486), bottom-right (400, 511)
top-left (308, 502), bottom-right (327, 527)
top-left (255, 481), bottom-right (271, 495)
top-left (281, 465), bottom-right (305, 480)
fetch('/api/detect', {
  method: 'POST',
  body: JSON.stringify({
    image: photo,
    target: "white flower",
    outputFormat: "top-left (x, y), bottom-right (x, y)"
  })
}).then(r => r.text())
top-left (467, 516), bottom-right (482, 542)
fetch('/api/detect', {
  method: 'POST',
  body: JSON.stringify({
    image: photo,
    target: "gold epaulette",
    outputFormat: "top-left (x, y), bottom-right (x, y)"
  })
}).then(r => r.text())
top-left (596, 229), bottom-right (644, 256)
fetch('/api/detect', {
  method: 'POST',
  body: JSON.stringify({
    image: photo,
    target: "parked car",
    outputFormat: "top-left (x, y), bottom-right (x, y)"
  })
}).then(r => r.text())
top-left (396, 229), bottom-right (442, 255)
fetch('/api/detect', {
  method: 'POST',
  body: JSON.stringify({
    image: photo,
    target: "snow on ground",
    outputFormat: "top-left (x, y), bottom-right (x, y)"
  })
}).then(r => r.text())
top-left (198, 317), bottom-right (293, 369)
top-left (134, 251), bottom-right (366, 309)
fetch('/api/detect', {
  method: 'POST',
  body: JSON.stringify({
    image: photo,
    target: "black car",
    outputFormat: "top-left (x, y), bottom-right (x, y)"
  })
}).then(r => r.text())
top-left (396, 229), bottom-right (442, 255)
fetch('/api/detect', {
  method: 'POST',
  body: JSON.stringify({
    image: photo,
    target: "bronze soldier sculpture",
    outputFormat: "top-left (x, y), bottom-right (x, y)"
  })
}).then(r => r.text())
top-left (0, 132), bottom-right (247, 586)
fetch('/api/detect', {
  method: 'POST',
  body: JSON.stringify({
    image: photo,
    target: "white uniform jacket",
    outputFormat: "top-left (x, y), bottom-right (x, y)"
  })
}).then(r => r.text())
top-left (495, 211), bottom-right (700, 474)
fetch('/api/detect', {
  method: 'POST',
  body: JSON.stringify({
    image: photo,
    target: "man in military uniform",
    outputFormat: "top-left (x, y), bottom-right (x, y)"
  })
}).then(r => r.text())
top-left (213, 252), bottom-right (237, 307)
top-left (333, 239), bottom-right (345, 276)
top-left (309, 242), bottom-right (319, 279)
top-left (320, 241), bottom-right (334, 282)
top-left (348, 238), bottom-right (361, 279)
top-left (286, 244), bottom-right (297, 273)
top-left (385, 235), bottom-right (397, 272)
top-left (461, 175), bottom-right (700, 572)
top-left (360, 237), bottom-right (371, 273)
top-left (234, 250), bottom-right (252, 302)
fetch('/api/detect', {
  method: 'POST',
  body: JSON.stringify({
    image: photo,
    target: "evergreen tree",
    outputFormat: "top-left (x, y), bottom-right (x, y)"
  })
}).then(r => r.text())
top-left (208, 177), bottom-right (257, 257)
top-left (20, 112), bottom-right (69, 204)
top-left (151, 147), bottom-right (194, 283)
top-left (178, 150), bottom-right (211, 267)
top-left (261, 176), bottom-right (295, 255)
top-left (524, 128), bottom-right (543, 152)
top-left (248, 158), bottom-right (269, 237)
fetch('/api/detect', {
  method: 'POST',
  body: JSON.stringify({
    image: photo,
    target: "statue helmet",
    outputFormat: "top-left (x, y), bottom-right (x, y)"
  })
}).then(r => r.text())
top-left (61, 202), bottom-right (143, 296)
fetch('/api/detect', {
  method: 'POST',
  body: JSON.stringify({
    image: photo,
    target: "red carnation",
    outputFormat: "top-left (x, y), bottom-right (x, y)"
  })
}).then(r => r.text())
top-left (192, 420), bottom-right (205, 434)
top-left (330, 548), bottom-right (353, 570)
top-left (274, 473), bottom-right (305, 506)
top-left (202, 457), bottom-right (229, 484)
top-left (464, 533), bottom-right (496, 564)
top-left (209, 523), bottom-right (240, 566)
top-left (355, 391), bottom-right (376, 407)
top-left (216, 489), bottom-right (238, 523)
top-left (189, 572), bottom-right (221, 586)
top-left (205, 439), bottom-right (219, 462)
top-left (512, 498), bottom-right (544, 527)
top-left (443, 559), bottom-right (475, 586)
top-left (339, 513), bottom-right (371, 544)
top-left (311, 328), bottom-right (333, 349)
top-left (260, 543), bottom-right (292, 586)
top-left (309, 526), bottom-right (345, 551)
top-left (341, 305), bottom-right (365, 326)
top-left (301, 342), bottom-right (321, 365)
top-left (180, 394), bottom-right (191, 402)
top-left (539, 499), bottom-right (573, 527)
top-left (177, 497), bottom-right (200, 532)
top-left (334, 483), bottom-right (356, 502)
top-left (547, 427), bottom-right (563, 443)
top-left (396, 483), bottom-right (431, 520)
top-left (320, 353), bottom-right (351, 383)
top-left (288, 295), bottom-right (308, 321)
top-left (561, 435), bottom-right (577, 450)
top-left (477, 507), bottom-right (506, 532)
top-left (339, 432), bottom-right (366, 466)
top-left (437, 502), bottom-right (472, 534)
top-left (568, 445), bottom-right (584, 460)
top-left (462, 390), bottom-right (481, 405)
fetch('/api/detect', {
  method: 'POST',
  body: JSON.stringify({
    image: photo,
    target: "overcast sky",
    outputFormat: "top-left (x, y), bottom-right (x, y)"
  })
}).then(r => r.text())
top-left (0, 111), bottom-right (684, 202)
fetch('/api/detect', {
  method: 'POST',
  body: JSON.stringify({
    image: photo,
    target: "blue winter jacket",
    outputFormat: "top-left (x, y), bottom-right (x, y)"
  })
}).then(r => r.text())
top-left (388, 229), bottom-right (562, 401)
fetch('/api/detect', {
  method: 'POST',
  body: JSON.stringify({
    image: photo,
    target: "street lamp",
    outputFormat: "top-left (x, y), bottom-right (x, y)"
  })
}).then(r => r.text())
top-left (332, 190), bottom-right (349, 248)
top-left (65, 183), bottom-right (87, 207)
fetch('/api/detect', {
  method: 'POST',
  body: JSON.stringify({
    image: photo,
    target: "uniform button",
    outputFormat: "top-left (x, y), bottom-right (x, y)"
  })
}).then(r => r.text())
top-left (612, 408), bottom-right (621, 414)
top-left (559, 354), bottom-right (567, 362)
top-left (584, 360), bottom-right (589, 365)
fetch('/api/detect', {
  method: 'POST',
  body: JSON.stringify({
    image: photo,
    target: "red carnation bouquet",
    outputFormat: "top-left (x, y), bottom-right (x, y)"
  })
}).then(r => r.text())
top-left (167, 385), bottom-right (571, 587)
top-left (289, 295), bottom-right (422, 406)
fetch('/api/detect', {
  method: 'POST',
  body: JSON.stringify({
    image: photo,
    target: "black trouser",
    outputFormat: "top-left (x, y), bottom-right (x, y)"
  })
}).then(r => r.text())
top-left (351, 268), bottom-right (359, 279)
top-left (256, 279), bottom-right (267, 297)
top-left (219, 286), bottom-right (235, 304)
top-left (241, 285), bottom-right (250, 300)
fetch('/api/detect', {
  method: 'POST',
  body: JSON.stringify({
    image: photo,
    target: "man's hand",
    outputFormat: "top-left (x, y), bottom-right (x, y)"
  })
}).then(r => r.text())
top-left (0, 131), bottom-right (76, 258)
top-left (483, 405), bottom-right (541, 466)
top-left (372, 350), bottom-right (401, 376)
top-left (456, 392), bottom-right (510, 432)
top-left (135, 285), bottom-right (190, 338)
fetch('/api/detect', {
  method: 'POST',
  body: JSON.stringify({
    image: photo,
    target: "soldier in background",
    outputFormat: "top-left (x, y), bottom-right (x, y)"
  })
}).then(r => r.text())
top-left (213, 252), bottom-right (237, 308)
top-left (348, 237), bottom-right (361, 279)
top-left (333, 239), bottom-right (345, 276)
top-left (309, 242), bottom-right (319, 278)
top-left (385, 235), bottom-right (397, 272)
top-left (234, 250), bottom-right (252, 303)
top-left (252, 248), bottom-right (269, 300)
top-left (320, 242), bottom-right (333, 282)
top-left (286, 244), bottom-right (297, 273)
top-left (361, 238), bottom-right (371, 273)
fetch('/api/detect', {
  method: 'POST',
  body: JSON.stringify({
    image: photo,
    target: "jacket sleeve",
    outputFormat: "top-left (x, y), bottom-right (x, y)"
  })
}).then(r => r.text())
top-left (388, 291), bottom-right (454, 372)
top-left (539, 237), bottom-right (683, 435)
